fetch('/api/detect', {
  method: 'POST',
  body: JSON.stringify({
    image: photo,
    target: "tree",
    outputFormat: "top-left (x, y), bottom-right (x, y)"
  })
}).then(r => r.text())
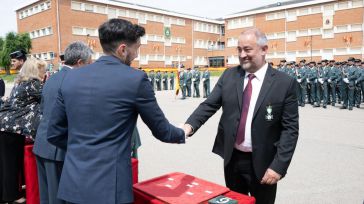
top-left (0, 32), bottom-right (32, 75)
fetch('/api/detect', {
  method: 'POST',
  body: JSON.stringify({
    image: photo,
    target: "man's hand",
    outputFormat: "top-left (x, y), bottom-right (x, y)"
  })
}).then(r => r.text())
top-left (183, 124), bottom-right (193, 138)
top-left (261, 168), bottom-right (281, 185)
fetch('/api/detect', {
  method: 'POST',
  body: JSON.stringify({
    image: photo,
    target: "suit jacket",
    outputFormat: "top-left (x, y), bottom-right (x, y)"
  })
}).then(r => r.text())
top-left (47, 55), bottom-right (185, 204)
top-left (33, 67), bottom-right (70, 161)
top-left (186, 65), bottom-right (299, 180)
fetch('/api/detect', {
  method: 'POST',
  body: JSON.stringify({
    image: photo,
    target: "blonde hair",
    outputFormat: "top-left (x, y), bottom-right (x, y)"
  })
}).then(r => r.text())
top-left (15, 58), bottom-right (46, 83)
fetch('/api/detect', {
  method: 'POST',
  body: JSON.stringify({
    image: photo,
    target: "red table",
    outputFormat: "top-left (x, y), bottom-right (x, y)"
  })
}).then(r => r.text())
top-left (24, 145), bottom-right (139, 204)
top-left (133, 172), bottom-right (255, 204)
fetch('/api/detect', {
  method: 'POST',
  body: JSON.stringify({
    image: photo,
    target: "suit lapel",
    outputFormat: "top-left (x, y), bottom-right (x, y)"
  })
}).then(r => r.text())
top-left (253, 66), bottom-right (275, 119)
top-left (236, 66), bottom-right (245, 112)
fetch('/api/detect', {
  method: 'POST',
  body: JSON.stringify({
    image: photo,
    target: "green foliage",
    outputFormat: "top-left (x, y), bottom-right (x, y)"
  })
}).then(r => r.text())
top-left (0, 32), bottom-right (32, 75)
top-left (0, 74), bottom-right (17, 83)
top-left (210, 71), bottom-right (224, 77)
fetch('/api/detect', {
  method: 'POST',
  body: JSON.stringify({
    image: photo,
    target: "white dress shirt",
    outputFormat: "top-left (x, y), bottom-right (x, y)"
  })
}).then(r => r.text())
top-left (235, 63), bottom-right (268, 152)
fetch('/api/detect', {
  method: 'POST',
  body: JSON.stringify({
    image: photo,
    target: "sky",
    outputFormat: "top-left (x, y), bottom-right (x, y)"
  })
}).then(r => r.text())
top-left (0, 0), bottom-right (291, 37)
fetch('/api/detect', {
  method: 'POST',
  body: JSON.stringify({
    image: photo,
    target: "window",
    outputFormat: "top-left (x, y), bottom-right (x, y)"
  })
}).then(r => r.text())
top-left (86, 28), bottom-right (96, 36)
top-left (351, 24), bottom-right (362, 31)
top-left (298, 8), bottom-right (309, 16)
top-left (287, 31), bottom-right (297, 41)
top-left (336, 25), bottom-right (348, 33)
top-left (72, 27), bottom-right (84, 35)
top-left (298, 29), bottom-right (308, 36)
top-left (311, 6), bottom-right (321, 14)
top-left (47, 27), bottom-right (52, 34)
top-left (266, 13), bottom-right (275, 20)
top-left (287, 10), bottom-right (297, 21)
top-left (350, 47), bottom-right (361, 54)
top-left (164, 17), bottom-right (171, 26)
top-left (352, 0), bottom-right (364, 7)
top-left (276, 32), bottom-right (285, 39)
top-left (322, 29), bottom-right (334, 38)
top-left (118, 9), bottom-right (126, 17)
top-left (323, 4), bottom-right (334, 15)
top-left (42, 53), bottom-right (48, 60)
top-left (84, 4), bottom-right (94, 12)
top-left (108, 8), bottom-right (117, 19)
top-left (71, 1), bottom-right (82, 11)
top-left (128, 10), bottom-right (137, 18)
top-left (49, 52), bottom-right (55, 59)
top-left (276, 12), bottom-right (285, 19)
top-left (310, 28), bottom-right (321, 35)
top-left (337, 2), bottom-right (349, 10)
top-left (138, 13), bottom-right (146, 24)
top-left (95, 6), bottom-right (106, 14)
top-left (335, 48), bottom-right (347, 55)
top-left (266, 33), bottom-right (275, 40)
top-left (227, 38), bottom-right (237, 47)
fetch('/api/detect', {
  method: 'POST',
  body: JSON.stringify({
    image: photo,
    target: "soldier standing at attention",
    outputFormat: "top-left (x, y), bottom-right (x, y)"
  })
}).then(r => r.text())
top-left (169, 71), bottom-right (175, 90)
top-left (202, 68), bottom-right (210, 98)
top-left (307, 61), bottom-right (318, 106)
top-left (155, 70), bottom-right (162, 91)
top-left (186, 68), bottom-right (192, 97)
top-left (296, 60), bottom-right (307, 107)
top-left (192, 67), bottom-right (201, 98)
top-left (328, 60), bottom-right (340, 106)
top-left (149, 70), bottom-right (155, 90)
top-left (162, 71), bottom-right (168, 90)
top-left (179, 67), bottom-right (187, 99)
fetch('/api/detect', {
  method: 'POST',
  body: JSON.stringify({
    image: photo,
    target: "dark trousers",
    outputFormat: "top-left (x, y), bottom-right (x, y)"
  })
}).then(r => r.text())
top-left (35, 156), bottom-right (65, 204)
top-left (193, 82), bottom-right (200, 97)
top-left (170, 80), bottom-right (174, 90)
top-left (186, 83), bottom-right (192, 97)
top-left (0, 132), bottom-right (25, 202)
top-left (329, 82), bottom-right (337, 104)
top-left (224, 149), bottom-right (277, 204)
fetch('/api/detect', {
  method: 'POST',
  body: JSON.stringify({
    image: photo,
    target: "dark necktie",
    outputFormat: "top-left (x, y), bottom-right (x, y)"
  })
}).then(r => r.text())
top-left (236, 74), bottom-right (255, 145)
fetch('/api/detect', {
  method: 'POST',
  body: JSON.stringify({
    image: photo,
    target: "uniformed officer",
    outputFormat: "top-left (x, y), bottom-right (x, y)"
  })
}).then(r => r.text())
top-left (296, 59), bottom-right (307, 107)
top-left (179, 67), bottom-right (187, 99)
top-left (162, 71), bottom-right (168, 90)
top-left (155, 70), bottom-right (162, 91)
top-left (307, 61), bottom-right (318, 106)
top-left (169, 71), bottom-right (175, 90)
top-left (318, 60), bottom-right (330, 108)
top-left (202, 68), bottom-right (211, 98)
top-left (149, 70), bottom-right (155, 90)
top-left (186, 68), bottom-right (192, 97)
top-left (328, 61), bottom-right (341, 106)
top-left (341, 57), bottom-right (357, 110)
top-left (360, 62), bottom-right (364, 103)
top-left (192, 67), bottom-right (201, 98)
top-left (354, 59), bottom-right (362, 108)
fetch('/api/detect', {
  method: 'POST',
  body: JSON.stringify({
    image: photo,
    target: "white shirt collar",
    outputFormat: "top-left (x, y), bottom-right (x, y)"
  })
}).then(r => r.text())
top-left (63, 65), bottom-right (74, 69)
top-left (245, 62), bottom-right (268, 81)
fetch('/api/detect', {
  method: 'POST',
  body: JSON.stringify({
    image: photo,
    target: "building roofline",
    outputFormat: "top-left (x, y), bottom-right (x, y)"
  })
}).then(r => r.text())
top-left (16, 0), bottom-right (225, 24)
top-left (16, 0), bottom-right (41, 11)
top-left (223, 0), bottom-right (335, 19)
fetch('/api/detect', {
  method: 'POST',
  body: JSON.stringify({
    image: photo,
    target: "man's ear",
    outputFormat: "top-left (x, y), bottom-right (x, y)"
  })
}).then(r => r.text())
top-left (117, 43), bottom-right (127, 56)
top-left (261, 45), bottom-right (268, 55)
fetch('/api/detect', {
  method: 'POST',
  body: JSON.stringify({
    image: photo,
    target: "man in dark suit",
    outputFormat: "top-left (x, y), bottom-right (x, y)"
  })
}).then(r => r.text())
top-left (184, 28), bottom-right (299, 204)
top-left (47, 19), bottom-right (185, 204)
top-left (33, 41), bottom-right (93, 204)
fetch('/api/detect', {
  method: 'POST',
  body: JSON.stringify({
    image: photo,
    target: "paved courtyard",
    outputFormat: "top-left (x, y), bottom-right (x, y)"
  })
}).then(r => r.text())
top-left (135, 78), bottom-right (364, 204)
top-left (4, 77), bottom-right (364, 204)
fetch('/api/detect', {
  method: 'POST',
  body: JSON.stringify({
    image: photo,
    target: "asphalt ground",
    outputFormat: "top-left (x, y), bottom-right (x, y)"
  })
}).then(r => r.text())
top-left (4, 78), bottom-right (364, 204)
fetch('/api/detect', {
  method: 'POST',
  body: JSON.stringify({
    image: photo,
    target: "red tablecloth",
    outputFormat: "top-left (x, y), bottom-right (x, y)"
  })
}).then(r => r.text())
top-left (24, 145), bottom-right (139, 204)
top-left (133, 172), bottom-right (255, 204)
top-left (24, 145), bottom-right (40, 204)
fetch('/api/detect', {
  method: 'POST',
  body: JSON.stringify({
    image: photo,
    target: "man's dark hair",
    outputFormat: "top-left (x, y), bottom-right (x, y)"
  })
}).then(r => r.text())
top-left (98, 18), bottom-right (145, 54)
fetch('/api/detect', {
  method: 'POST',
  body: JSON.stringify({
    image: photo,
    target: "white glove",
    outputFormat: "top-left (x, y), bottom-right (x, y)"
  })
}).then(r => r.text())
top-left (318, 78), bottom-right (324, 84)
top-left (297, 79), bottom-right (302, 83)
top-left (306, 78), bottom-right (310, 83)
top-left (328, 79), bottom-right (331, 83)
top-left (343, 78), bottom-right (349, 84)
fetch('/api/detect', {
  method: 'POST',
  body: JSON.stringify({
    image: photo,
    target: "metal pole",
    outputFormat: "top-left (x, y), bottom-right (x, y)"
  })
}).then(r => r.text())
top-left (310, 35), bottom-right (313, 61)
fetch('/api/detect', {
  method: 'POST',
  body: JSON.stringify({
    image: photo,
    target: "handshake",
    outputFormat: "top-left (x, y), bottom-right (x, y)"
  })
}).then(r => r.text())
top-left (180, 123), bottom-right (193, 140)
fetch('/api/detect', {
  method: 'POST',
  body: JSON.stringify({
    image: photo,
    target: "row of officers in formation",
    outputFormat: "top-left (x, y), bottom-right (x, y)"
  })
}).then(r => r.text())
top-left (276, 57), bottom-right (364, 110)
top-left (147, 67), bottom-right (211, 99)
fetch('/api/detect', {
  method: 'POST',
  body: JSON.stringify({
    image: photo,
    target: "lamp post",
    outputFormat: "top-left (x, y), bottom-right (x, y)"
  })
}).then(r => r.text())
top-left (310, 35), bottom-right (313, 62)
top-left (176, 45), bottom-right (182, 68)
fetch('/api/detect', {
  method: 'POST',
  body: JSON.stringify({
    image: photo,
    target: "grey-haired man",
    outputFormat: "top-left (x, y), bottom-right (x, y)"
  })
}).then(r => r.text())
top-left (33, 41), bottom-right (93, 204)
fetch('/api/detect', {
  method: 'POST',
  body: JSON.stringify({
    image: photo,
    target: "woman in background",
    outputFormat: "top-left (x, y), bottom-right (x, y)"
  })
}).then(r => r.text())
top-left (0, 58), bottom-right (46, 204)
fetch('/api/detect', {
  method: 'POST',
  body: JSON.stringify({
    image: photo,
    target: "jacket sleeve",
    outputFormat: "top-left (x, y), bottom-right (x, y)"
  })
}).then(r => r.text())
top-left (185, 70), bottom-right (225, 134)
top-left (47, 88), bottom-right (68, 150)
top-left (269, 78), bottom-right (299, 176)
top-left (135, 74), bottom-right (185, 144)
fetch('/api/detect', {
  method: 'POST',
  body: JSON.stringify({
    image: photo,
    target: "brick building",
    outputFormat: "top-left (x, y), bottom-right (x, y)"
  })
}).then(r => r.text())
top-left (225, 0), bottom-right (364, 66)
top-left (16, 0), bottom-right (364, 68)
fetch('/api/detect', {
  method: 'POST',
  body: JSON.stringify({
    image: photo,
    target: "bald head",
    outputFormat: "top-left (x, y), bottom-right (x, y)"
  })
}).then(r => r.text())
top-left (240, 28), bottom-right (268, 47)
